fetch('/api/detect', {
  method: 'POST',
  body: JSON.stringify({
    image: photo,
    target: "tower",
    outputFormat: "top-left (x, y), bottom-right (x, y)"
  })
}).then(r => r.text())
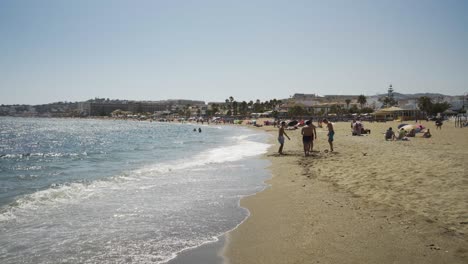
top-left (388, 84), bottom-right (394, 101)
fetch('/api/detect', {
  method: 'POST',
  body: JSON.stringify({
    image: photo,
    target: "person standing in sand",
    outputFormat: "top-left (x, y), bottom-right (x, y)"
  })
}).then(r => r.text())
top-left (435, 119), bottom-right (443, 130)
top-left (278, 121), bottom-right (290, 155)
top-left (323, 119), bottom-right (334, 152)
top-left (301, 120), bottom-right (315, 156)
top-left (308, 119), bottom-right (317, 153)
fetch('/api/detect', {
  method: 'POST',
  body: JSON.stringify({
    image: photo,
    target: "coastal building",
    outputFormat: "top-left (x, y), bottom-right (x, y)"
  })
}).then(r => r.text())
top-left (78, 102), bottom-right (129, 116)
top-left (398, 99), bottom-right (419, 110)
top-left (366, 96), bottom-right (383, 109)
top-left (373, 106), bottom-right (423, 121)
top-left (128, 102), bottom-right (169, 114)
top-left (291, 93), bottom-right (321, 108)
top-left (78, 99), bottom-right (206, 116)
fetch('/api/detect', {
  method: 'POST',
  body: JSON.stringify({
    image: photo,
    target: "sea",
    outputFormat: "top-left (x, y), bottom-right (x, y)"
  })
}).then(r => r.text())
top-left (0, 117), bottom-right (271, 264)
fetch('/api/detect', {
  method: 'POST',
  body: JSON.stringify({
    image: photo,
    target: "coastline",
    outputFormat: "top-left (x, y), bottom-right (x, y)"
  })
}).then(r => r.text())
top-left (166, 236), bottom-right (225, 264)
top-left (224, 120), bottom-right (468, 263)
top-left (160, 124), bottom-right (273, 264)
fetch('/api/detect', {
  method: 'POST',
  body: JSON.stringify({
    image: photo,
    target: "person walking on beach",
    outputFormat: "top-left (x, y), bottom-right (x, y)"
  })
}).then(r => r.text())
top-left (435, 119), bottom-right (443, 130)
top-left (323, 119), bottom-right (334, 152)
top-left (308, 119), bottom-right (317, 153)
top-left (301, 120), bottom-right (315, 156)
top-left (278, 121), bottom-right (290, 155)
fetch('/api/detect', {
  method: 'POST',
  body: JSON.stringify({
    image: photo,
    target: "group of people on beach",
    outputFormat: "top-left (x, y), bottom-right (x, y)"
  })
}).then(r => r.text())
top-left (351, 119), bottom-right (371, 136)
top-left (385, 127), bottom-right (432, 141)
top-left (278, 119), bottom-right (334, 156)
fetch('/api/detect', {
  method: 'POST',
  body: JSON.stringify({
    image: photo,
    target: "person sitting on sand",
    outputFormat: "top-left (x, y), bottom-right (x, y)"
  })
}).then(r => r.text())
top-left (278, 121), bottom-right (290, 155)
top-left (407, 129), bottom-right (416, 137)
top-left (361, 126), bottom-right (371, 134)
top-left (351, 120), bottom-right (357, 135)
top-left (385, 127), bottom-right (395, 141)
top-left (423, 129), bottom-right (432, 138)
top-left (397, 128), bottom-right (409, 141)
top-left (355, 121), bottom-right (362, 136)
top-left (301, 120), bottom-right (314, 156)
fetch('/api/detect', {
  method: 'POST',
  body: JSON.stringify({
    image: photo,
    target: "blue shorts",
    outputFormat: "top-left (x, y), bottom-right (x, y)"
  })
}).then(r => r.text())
top-left (328, 131), bottom-right (335, 142)
top-left (278, 136), bottom-right (285, 144)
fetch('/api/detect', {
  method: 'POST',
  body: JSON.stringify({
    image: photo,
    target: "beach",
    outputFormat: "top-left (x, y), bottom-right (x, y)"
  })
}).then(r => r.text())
top-left (225, 120), bottom-right (468, 263)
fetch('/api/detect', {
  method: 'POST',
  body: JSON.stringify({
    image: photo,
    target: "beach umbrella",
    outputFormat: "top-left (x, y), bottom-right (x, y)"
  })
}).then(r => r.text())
top-left (288, 120), bottom-right (298, 126)
top-left (401, 124), bottom-right (425, 133)
top-left (402, 124), bottom-right (426, 133)
top-left (401, 125), bottom-right (415, 131)
top-left (414, 124), bottom-right (425, 132)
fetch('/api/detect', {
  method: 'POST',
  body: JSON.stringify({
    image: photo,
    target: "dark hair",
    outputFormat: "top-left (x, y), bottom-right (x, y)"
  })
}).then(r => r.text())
top-left (281, 121), bottom-right (286, 125)
top-left (305, 120), bottom-right (311, 125)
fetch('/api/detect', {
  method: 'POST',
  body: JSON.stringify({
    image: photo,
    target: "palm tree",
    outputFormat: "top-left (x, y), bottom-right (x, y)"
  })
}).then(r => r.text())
top-left (418, 96), bottom-right (433, 115)
top-left (345, 99), bottom-right (351, 110)
top-left (288, 105), bottom-right (306, 118)
top-left (211, 103), bottom-right (219, 116)
top-left (239, 101), bottom-right (248, 116)
top-left (253, 99), bottom-right (262, 113)
top-left (232, 101), bottom-right (238, 116)
top-left (225, 99), bottom-right (231, 115)
top-left (357, 95), bottom-right (367, 109)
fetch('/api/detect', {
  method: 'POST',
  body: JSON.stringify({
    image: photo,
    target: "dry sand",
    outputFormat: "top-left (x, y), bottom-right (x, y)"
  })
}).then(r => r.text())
top-left (224, 120), bottom-right (468, 264)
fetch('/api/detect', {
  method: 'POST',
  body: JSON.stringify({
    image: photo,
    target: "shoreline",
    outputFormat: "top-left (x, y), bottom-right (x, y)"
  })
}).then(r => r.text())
top-left (224, 120), bottom-right (468, 263)
top-left (162, 125), bottom-right (273, 264)
top-left (166, 236), bottom-right (225, 264)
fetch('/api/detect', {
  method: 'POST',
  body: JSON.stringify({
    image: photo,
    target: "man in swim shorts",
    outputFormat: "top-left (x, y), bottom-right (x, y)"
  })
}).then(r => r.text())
top-left (301, 120), bottom-right (314, 156)
top-left (323, 119), bottom-right (334, 152)
top-left (278, 121), bottom-right (290, 155)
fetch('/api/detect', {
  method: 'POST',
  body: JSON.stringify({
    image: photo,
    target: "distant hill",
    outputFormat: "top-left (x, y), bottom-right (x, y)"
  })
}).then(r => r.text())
top-left (373, 92), bottom-right (449, 100)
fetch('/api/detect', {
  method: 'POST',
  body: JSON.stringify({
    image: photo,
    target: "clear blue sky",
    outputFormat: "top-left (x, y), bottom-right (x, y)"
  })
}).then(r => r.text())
top-left (1, 0), bottom-right (467, 105)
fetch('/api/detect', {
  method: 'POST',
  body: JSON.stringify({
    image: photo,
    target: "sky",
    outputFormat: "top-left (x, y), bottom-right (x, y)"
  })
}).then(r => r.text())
top-left (0, 0), bottom-right (467, 105)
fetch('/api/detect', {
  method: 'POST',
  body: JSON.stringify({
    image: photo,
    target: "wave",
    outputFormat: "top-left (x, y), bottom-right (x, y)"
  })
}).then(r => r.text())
top-left (0, 133), bottom-right (271, 222)
top-left (0, 152), bottom-right (88, 159)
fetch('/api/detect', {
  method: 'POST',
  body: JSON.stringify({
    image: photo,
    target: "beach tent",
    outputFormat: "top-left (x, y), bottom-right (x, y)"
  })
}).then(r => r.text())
top-left (443, 109), bottom-right (457, 115)
top-left (401, 124), bottom-right (425, 132)
top-left (374, 107), bottom-right (422, 121)
top-left (288, 120), bottom-right (298, 126)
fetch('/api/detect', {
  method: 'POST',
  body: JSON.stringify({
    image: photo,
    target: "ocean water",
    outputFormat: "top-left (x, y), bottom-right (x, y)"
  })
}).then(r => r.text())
top-left (0, 117), bottom-right (271, 263)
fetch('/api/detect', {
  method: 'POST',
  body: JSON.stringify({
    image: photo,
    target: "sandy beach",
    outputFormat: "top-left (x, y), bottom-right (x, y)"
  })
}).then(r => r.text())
top-left (224, 120), bottom-right (468, 263)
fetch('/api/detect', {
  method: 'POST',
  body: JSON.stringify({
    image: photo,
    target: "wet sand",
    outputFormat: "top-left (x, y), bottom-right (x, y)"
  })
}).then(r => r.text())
top-left (225, 120), bottom-right (468, 264)
top-left (167, 236), bottom-right (225, 264)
